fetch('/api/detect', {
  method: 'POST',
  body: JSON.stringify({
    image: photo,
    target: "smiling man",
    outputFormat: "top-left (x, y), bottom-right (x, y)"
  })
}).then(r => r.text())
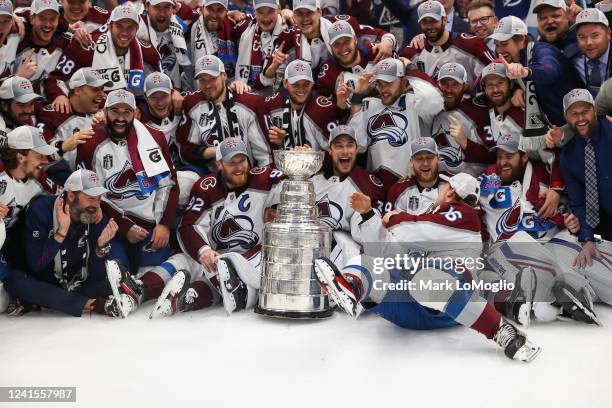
top-left (259, 59), bottom-right (342, 150)
top-left (0, 77), bottom-right (42, 138)
top-left (44, 4), bottom-right (162, 111)
top-left (35, 68), bottom-right (112, 178)
top-left (59, 0), bottom-right (110, 32)
top-left (14, 0), bottom-right (71, 91)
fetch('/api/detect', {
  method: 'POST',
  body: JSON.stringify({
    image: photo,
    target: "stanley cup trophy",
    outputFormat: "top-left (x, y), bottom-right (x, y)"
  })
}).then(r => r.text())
top-left (255, 150), bottom-right (332, 318)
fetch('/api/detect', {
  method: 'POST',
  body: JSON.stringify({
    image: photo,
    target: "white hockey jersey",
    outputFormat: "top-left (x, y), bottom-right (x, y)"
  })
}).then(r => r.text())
top-left (385, 174), bottom-right (450, 215)
top-left (349, 77), bottom-right (443, 179)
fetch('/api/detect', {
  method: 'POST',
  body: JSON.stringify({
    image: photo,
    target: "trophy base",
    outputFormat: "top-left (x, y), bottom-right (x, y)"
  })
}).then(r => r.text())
top-left (254, 306), bottom-right (333, 319)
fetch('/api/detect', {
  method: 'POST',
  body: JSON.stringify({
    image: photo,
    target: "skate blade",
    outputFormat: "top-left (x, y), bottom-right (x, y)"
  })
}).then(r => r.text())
top-left (105, 261), bottom-right (126, 319)
top-left (217, 260), bottom-right (236, 316)
top-left (515, 342), bottom-right (542, 363)
top-left (560, 287), bottom-right (602, 326)
top-left (314, 261), bottom-right (356, 318)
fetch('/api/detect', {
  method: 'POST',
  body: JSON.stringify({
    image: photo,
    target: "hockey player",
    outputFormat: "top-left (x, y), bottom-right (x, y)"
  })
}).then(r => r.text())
top-left (75, 90), bottom-right (178, 303)
top-left (399, 0), bottom-right (494, 89)
top-left (176, 55), bottom-right (270, 173)
top-left (14, 0), bottom-right (71, 90)
top-left (346, 57), bottom-right (443, 188)
top-left (315, 20), bottom-right (380, 97)
top-left (36, 68), bottom-right (112, 180)
top-left (150, 137), bottom-right (283, 317)
top-left (315, 172), bottom-right (541, 362)
top-left (282, 126), bottom-right (385, 267)
top-left (286, 0), bottom-right (395, 75)
top-left (1, 169), bottom-right (126, 317)
top-left (0, 0), bottom-right (22, 80)
top-left (233, 0), bottom-right (294, 91)
top-left (59, 0), bottom-right (110, 33)
top-left (386, 137), bottom-right (450, 215)
top-left (137, 0), bottom-right (190, 89)
top-left (259, 59), bottom-right (343, 150)
top-left (478, 130), bottom-right (607, 326)
top-left (44, 4), bottom-right (162, 112)
top-left (0, 77), bottom-right (42, 138)
top-left (431, 62), bottom-right (487, 176)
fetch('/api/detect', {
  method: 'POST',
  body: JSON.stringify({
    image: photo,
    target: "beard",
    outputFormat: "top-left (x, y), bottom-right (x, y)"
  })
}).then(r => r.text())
top-left (71, 203), bottom-right (98, 225)
top-left (500, 161), bottom-right (526, 184)
top-left (205, 16), bottom-right (222, 32)
top-left (424, 26), bottom-right (444, 43)
top-left (107, 118), bottom-right (133, 139)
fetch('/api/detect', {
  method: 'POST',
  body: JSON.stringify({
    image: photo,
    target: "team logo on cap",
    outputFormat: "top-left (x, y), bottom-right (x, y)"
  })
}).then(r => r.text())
top-left (568, 89), bottom-right (585, 98)
top-left (576, 9), bottom-right (592, 20)
top-left (0, 0), bottom-right (10, 6)
top-left (422, 1), bottom-right (436, 10)
top-left (495, 20), bottom-right (506, 30)
top-left (498, 133), bottom-right (514, 144)
top-left (19, 80), bottom-right (32, 91)
top-left (152, 74), bottom-right (163, 85)
top-left (115, 89), bottom-right (130, 98)
top-left (333, 22), bottom-right (347, 31)
top-left (445, 64), bottom-right (459, 72)
top-left (378, 61), bottom-right (391, 72)
top-left (415, 137), bottom-right (429, 145)
top-left (40, 0), bottom-right (55, 6)
top-left (294, 62), bottom-right (307, 72)
top-left (89, 173), bottom-right (99, 183)
top-left (224, 139), bottom-right (240, 149)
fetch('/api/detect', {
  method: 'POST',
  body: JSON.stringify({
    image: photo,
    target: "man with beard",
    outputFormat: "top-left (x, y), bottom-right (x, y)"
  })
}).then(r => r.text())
top-left (14, 0), bottom-right (71, 91)
top-left (176, 55), bottom-right (270, 173)
top-left (346, 57), bottom-right (443, 188)
top-left (44, 4), bottom-right (162, 113)
top-left (35, 68), bottom-right (112, 180)
top-left (385, 137), bottom-right (450, 216)
top-left (76, 89), bottom-right (179, 317)
top-left (430, 62), bottom-right (487, 176)
top-left (234, 0), bottom-right (294, 92)
top-left (570, 8), bottom-right (612, 97)
top-left (561, 89), bottom-right (612, 245)
top-left (149, 138), bottom-right (284, 317)
top-left (137, 0), bottom-right (191, 90)
top-left (260, 59), bottom-right (342, 151)
top-left (478, 129), bottom-right (609, 327)
top-left (0, 77), bottom-right (42, 139)
top-left (315, 20), bottom-right (381, 97)
top-left (189, 0), bottom-right (244, 86)
top-left (0, 169), bottom-right (128, 317)
top-left (277, 0), bottom-right (395, 76)
top-left (314, 171), bottom-right (542, 363)
top-left (399, 0), bottom-right (494, 90)
top-left (502, 0), bottom-right (583, 126)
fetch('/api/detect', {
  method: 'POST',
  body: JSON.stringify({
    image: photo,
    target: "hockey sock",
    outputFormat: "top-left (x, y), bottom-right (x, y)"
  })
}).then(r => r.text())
top-left (140, 272), bottom-right (166, 301)
top-left (190, 281), bottom-right (218, 310)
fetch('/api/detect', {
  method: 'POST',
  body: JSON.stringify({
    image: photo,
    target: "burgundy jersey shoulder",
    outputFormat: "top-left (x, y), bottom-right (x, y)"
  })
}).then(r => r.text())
top-left (139, 39), bottom-right (162, 67)
top-left (452, 33), bottom-right (496, 65)
top-left (35, 103), bottom-right (71, 133)
top-left (190, 173), bottom-right (225, 211)
top-left (76, 125), bottom-right (108, 169)
top-left (315, 59), bottom-right (343, 95)
top-left (235, 91), bottom-right (264, 109)
top-left (175, 3), bottom-right (200, 22)
top-left (400, 43), bottom-right (422, 60)
top-left (506, 105), bottom-right (525, 126)
top-left (305, 95), bottom-right (339, 125)
top-left (349, 167), bottom-right (385, 203)
top-left (182, 90), bottom-right (206, 113)
top-left (262, 92), bottom-right (285, 111)
top-left (386, 176), bottom-right (418, 206)
top-left (88, 6), bottom-right (111, 24)
top-left (247, 165), bottom-right (285, 191)
top-left (457, 96), bottom-right (488, 124)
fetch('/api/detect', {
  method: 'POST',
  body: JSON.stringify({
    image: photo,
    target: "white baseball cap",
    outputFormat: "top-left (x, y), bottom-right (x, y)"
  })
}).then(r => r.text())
top-left (110, 4), bottom-right (140, 24)
top-left (7, 126), bottom-right (58, 156)
top-left (0, 0), bottom-right (13, 17)
top-left (293, 0), bottom-right (319, 12)
top-left (437, 63), bottom-right (468, 84)
top-left (144, 72), bottom-right (173, 97)
top-left (488, 16), bottom-right (528, 42)
top-left (64, 169), bottom-right (109, 196)
top-left (563, 88), bottom-right (595, 113)
top-left (194, 55), bottom-right (225, 78)
top-left (0, 77), bottom-right (42, 103)
top-left (253, 0), bottom-right (279, 10)
top-left (69, 68), bottom-right (113, 90)
top-left (31, 0), bottom-right (60, 15)
top-left (328, 20), bottom-right (356, 44)
top-left (418, 0), bottom-right (446, 22)
top-left (105, 89), bottom-right (136, 109)
top-left (570, 8), bottom-right (609, 31)
top-left (533, 0), bottom-right (566, 14)
top-left (284, 60), bottom-right (313, 84)
top-left (373, 58), bottom-right (405, 83)
top-left (449, 173), bottom-right (480, 201)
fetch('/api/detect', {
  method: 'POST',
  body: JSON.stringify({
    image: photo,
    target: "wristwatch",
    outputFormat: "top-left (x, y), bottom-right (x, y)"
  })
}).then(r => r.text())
top-left (96, 242), bottom-right (111, 257)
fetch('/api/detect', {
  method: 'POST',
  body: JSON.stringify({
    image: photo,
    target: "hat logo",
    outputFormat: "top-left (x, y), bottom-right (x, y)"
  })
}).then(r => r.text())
top-left (294, 63), bottom-right (307, 72)
top-left (89, 173), bottom-right (99, 183)
top-left (499, 133), bottom-right (513, 143)
top-left (333, 23), bottom-right (346, 32)
top-left (446, 64), bottom-right (458, 72)
top-left (423, 1), bottom-right (435, 10)
top-left (19, 81), bottom-right (31, 90)
top-left (569, 89), bottom-right (584, 98)
top-left (378, 62), bottom-right (391, 71)
top-left (115, 89), bottom-right (130, 99)
top-left (225, 140), bottom-right (239, 149)
top-left (577, 10), bottom-right (591, 20)
top-left (415, 137), bottom-right (429, 145)
top-left (152, 75), bottom-right (162, 84)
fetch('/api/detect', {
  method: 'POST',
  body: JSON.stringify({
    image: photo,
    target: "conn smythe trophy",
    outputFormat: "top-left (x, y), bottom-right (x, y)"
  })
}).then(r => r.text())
top-left (255, 150), bottom-right (332, 318)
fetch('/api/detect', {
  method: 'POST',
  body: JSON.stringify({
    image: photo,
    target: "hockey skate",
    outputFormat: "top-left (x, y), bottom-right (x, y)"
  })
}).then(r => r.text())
top-left (505, 267), bottom-right (537, 327)
top-left (314, 257), bottom-right (363, 318)
top-left (217, 258), bottom-right (248, 315)
top-left (150, 270), bottom-right (197, 318)
top-left (493, 320), bottom-right (541, 362)
top-left (105, 260), bottom-right (142, 318)
top-left (553, 281), bottom-right (601, 326)
top-left (104, 294), bottom-right (137, 318)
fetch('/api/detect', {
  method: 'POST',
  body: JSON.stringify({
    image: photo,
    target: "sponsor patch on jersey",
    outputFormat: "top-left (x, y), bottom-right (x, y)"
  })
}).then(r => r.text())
top-left (408, 196), bottom-right (419, 212)
top-left (0, 180), bottom-right (6, 196)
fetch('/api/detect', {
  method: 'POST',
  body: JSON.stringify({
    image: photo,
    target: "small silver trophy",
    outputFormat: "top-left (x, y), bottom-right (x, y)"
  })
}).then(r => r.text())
top-left (255, 150), bottom-right (332, 318)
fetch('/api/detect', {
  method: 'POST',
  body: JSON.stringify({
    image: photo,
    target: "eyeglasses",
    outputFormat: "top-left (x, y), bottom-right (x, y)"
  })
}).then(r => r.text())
top-left (469, 15), bottom-right (495, 26)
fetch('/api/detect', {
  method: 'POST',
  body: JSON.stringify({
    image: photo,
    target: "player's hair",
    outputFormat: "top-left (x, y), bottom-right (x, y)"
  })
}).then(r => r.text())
top-left (467, 0), bottom-right (495, 13)
top-left (0, 146), bottom-right (29, 170)
top-left (450, 191), bottom-right (479, 207)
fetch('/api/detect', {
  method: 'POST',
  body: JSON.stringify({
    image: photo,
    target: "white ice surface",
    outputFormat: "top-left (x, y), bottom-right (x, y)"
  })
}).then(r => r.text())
top-left (1, 304), bottom-right (611, 408)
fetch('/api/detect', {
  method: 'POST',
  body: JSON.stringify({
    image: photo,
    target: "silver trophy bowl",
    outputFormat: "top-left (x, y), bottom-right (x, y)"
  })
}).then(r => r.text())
top-left (255, 150), bottom-right (332, 318)
top-left (273, 150), bottom-right (324, 180)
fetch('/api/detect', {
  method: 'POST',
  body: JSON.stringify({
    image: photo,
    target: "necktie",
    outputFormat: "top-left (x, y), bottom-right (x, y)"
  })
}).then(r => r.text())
top-left (585, 137), bottom-right (600, 229)
top-left (588, 60), bottom-right (602, 95)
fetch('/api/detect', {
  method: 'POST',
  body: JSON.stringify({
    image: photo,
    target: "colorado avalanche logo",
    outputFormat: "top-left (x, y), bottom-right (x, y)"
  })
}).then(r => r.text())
top-left (316, 194), bottom-right (343, 230)
top-left (495, 201), bottom-right (522, 241)
top-left (105, 161), bottom-right (146, 200)
top-left (367, 109), bottom-right (408, 147)
top-left (211, 211), bottom-right (259, 250)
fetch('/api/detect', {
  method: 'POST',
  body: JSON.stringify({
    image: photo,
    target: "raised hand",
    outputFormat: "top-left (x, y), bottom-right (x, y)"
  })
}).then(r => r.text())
top-left (448, 114), bottom-right (468, 149)
top-left (16, 49), bottom-right (38, 80)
